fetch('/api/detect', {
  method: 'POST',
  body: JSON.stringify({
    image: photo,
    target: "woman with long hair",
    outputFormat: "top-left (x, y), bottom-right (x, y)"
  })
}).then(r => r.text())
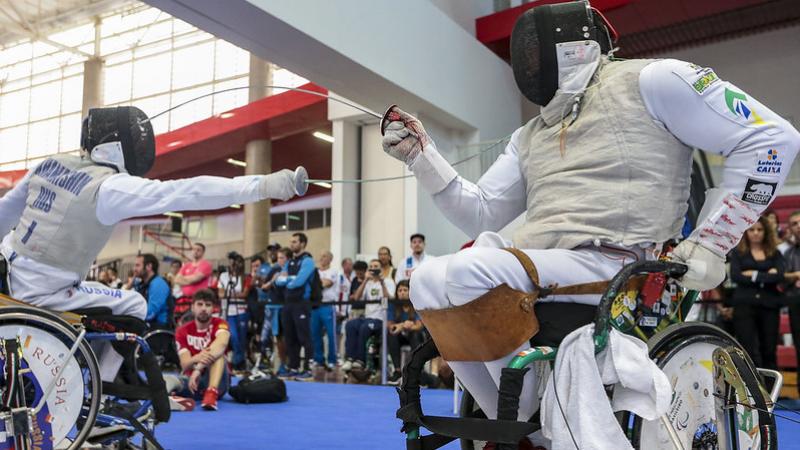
top-left (386, 280), bottom-right (424, 384)
top-left (378, 246), bottom-right (396, 281)
top-left (728, 215), bottom-right (786, 370)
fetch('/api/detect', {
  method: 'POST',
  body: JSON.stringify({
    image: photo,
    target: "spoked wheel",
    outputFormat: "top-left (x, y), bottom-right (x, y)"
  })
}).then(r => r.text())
top-left (133, 329), bottom-right (178, 372)
top-left (629, 322), bottom-right (777, 450)
top-left (0, 307), bottom-right (101, 450)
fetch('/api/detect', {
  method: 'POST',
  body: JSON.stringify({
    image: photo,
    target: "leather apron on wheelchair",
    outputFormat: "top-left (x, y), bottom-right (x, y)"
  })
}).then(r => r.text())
top-left (418, 248), bottom-right (645, 362)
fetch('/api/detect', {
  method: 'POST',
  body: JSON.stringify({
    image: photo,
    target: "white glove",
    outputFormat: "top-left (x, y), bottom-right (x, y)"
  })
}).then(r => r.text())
top-left (670, 240), bottom-right (726, 291)
top-left (259, 168), bottom-right (298, 201)
top-left (381, 107), bottom-right (433, 165)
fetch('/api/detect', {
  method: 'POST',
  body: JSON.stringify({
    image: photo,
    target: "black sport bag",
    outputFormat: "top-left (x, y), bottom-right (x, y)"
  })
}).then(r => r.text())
top-left (229, 373), bottom-right (288, 404)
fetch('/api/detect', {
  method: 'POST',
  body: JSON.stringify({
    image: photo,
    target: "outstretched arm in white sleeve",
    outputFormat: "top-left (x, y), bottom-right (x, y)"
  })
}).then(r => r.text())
top-left (96, 169), bottom-right (300, 225)
top-left (382, 107), bottom-right (527, 238)
top-left (640, 59), bottom-right (800, 290)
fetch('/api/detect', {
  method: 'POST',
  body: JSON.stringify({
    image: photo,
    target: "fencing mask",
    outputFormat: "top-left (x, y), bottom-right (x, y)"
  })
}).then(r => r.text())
top-left (81, 106), bottom-right (155, 177)
top-left (510, 1), bottom-right (616, 106)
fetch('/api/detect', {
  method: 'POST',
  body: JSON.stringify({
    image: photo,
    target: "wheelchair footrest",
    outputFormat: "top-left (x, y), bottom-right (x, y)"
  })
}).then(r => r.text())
top-left (418, 415), bottom-right (538, 444)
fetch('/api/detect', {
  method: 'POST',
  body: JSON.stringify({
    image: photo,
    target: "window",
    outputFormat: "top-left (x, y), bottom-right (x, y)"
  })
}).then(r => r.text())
top-left (306, 209), bottom-right (324, 229)
top-left (271, 212), bottom-right (286, 232)
top-left (287, 212), bottom-right (304, 231)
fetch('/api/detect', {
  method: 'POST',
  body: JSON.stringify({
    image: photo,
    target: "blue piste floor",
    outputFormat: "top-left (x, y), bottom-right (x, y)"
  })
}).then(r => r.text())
top-left (156, 381), bottom-right (800, 449)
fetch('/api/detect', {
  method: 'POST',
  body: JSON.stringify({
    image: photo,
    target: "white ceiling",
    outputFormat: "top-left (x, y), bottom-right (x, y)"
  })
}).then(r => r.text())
top-left (0, 0), bottom-right (131, 48)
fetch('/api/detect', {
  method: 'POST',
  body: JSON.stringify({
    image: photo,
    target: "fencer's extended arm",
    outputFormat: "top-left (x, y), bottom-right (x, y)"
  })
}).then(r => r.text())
top-left (0, 169), bottom-right (34, 238)
top-left (409, 129), bottom-right (528, 238)
top-left (640, 59), bottom-right (800, 254)
top-left (95, 172), bottom-right (293, 225)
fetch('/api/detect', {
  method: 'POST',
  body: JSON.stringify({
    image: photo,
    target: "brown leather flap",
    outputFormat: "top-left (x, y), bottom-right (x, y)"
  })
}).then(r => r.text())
top-left (418, 284), bottom-right (539, 362)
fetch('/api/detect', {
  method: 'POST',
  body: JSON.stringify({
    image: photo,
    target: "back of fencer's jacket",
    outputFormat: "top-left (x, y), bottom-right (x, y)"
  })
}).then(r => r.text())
top-left (10, 154), bottom-right (116, 279)
top-left (513, 58), bottom-right (694, 250)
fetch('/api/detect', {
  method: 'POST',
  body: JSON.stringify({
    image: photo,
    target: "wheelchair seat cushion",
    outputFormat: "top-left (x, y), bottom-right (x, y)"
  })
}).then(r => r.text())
top-left (80, 312), bottom-right (147, 335)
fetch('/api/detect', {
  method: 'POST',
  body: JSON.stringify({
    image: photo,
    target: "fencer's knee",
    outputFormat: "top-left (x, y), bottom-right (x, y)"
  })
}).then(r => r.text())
top-left (409, 258), bottom-right (450, 310)
top-left (444, 248), bottom-right (491, 306)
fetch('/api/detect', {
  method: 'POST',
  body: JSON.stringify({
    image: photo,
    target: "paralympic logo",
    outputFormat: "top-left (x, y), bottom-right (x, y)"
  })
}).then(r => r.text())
top-left (724, 88), bottom-right (768, 126)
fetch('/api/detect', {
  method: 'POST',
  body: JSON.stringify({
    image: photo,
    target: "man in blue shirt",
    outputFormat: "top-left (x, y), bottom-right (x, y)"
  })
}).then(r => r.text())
top-left (134, 253), bottom-right (171, 327)
top-left (275, 232), bottom-right (316, 380)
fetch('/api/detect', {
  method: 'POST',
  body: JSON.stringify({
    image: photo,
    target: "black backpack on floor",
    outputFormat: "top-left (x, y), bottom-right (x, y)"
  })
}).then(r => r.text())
top-left (230, 372), bottom-right (288, 404)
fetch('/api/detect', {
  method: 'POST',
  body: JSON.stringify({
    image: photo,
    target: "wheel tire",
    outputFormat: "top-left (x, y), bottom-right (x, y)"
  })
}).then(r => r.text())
top-left (0, 306), bottom-right (101, 450)
top-left (629, 321), bottom-right (775, 450)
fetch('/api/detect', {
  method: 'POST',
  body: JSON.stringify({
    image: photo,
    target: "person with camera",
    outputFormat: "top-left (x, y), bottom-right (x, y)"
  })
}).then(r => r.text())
top-left (218, 252), bottom-right (250, 372)
top-left (342, 259), bottom-right (395, 372)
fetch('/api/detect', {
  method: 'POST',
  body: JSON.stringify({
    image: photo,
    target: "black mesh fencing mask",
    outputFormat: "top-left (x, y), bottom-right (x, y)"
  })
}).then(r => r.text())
top-left (510, 1), bottom-right (612, 106)
top-left (81, 106), bottom-right (155, 176)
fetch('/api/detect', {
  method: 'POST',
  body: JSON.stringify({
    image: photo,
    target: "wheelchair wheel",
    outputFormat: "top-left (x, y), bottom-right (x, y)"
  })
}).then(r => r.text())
top-left (133, 328), bottom-right (179, 372)
top-left (0, 307), bottom-right (101, 450)
top-left (630, 322), bottom-right (777, 450)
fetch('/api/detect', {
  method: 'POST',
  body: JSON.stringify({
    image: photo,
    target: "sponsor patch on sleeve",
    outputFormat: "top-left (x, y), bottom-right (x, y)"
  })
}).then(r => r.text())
top-left (755, 148), bottom-right (783, 175)
top-left (674, 63), bottom-right (720, 95)
top-left (741, 178), bottom-right (777, 206)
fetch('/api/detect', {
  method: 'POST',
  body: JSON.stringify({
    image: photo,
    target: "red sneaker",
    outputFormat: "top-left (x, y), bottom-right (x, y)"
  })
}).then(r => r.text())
top-left (201, 387), bottom-right (219, 411)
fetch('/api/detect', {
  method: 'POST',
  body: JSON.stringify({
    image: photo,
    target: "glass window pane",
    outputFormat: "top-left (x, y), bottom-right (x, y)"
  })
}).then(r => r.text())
top-left (0, 89), bottom-right (30, 128)
top-left (0, 125), bottom-right (28, 162)
top-left (170, 86), bottom-right (212, 130)
top-left (0, 42), bottom-right (31, 67)
top-left (5, 60), bottom-right (31, 82)
top-left (214, 41), bottom-right (249, 80)
top-left (104, 63), bottom-right (132, 104)
top-left (3, 77), bottom-right (30, 92)
top-left (134, 39), bottom-right (171, 59)
top-left (32, 54), bottom-right (65, 74)
top-left (48, 24), bottom-right (95, 48)
top-left (104, 50), bottom-right (132, 66)
top-left (27, 118), bottom-right (60, 158)
top-left (29, 82), bottom-right (61, 121)
top-left (272, 68), bottom-right (309, 94)
top-left (59, 114), bottom-right (81, 152)
top-left (271, 213), bottom-right (286, 232)
top-left (0, 160), bottom-right (26, 171)
top-left (212, 77), bottom-right (248, 115)
top-left (135, 20), bottom-right (173, 47)
top-left (172, 42), bottom-right (214, 90)
top-left (61, 76), bottom-right (83, 114)
top-left (63, 62), bottom-right (84, 77)
top-left (32, 42), bottom-right (57, 58)
top-left (133, 93), bottom-right (171, 135)
top-left (31, 69), bottom-right (61, 85)
top-left (287, 212), bottom-right (304, 231)
top-left (307, 209), bottom-right (324, 229)
top-left (101, 33), bottom-right (134, 56)
top-left (172, 18), bottom-right (195, 35)
top-left (133, 53), bottom-right (171, 97)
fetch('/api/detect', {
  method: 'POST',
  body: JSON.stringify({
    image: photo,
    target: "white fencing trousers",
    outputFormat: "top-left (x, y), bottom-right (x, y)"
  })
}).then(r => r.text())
top-left (409, 235), bottom-right (649, 421)
top-left (5, 255), bottom-right (147, 382)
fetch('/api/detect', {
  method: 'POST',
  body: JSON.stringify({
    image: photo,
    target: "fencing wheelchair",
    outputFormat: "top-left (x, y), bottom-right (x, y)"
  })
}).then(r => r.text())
top-left (0, 257), bottom-right (170, 450)
top-left (396, 259), bottom-right (783, 450)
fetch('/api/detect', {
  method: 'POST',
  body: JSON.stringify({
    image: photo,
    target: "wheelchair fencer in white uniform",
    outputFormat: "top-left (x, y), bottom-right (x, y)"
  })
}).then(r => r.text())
top-left (0, 105), bottom-right (308, 448)
top-left (381, 1), bottom-right (800, 446)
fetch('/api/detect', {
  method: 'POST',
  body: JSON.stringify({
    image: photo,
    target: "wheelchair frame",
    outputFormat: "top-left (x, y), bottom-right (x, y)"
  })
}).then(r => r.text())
top-left (396, 260), bottom-right (782, 450)
top-left (0, 295), bottom-right (168, 450)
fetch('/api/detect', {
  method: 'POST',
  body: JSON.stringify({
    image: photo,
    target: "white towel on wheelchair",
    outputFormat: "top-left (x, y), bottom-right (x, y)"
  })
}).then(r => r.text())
top-left (541, 324), bottom-right (670, 450)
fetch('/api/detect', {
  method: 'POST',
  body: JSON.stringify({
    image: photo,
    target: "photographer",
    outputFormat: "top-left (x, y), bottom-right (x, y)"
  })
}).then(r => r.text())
top-left (342, 259), bottom-right (395, 371)
top-left (218, 252), bottom-right (250, 372)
